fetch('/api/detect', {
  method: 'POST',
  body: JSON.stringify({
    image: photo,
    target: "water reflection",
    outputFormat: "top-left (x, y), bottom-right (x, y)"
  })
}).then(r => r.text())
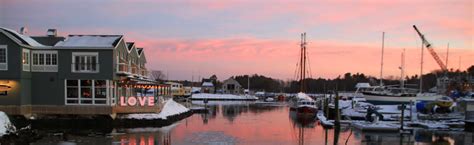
top-left (28, 101), bottom-right (473, 145)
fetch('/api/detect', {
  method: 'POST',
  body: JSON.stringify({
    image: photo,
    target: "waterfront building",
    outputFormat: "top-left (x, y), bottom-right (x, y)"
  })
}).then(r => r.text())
top-left (166, 82), bottom-right (185, 97)
top-left (201, 81), bottom-right (215, 93)
top-left (222, 77), bottom-right (242, 94)
top-left (0, 27), bottom-right (170, 117)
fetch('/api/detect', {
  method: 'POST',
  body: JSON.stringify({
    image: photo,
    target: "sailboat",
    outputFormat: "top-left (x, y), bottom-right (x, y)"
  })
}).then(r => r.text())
top-left (362, 33), bottom-right (418, 105)
top-left (289, 32), bottom-right (317, 114)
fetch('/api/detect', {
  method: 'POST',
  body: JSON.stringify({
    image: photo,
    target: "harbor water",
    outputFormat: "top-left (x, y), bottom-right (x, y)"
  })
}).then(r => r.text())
top-left (30, 101), bottom-right (472, 145)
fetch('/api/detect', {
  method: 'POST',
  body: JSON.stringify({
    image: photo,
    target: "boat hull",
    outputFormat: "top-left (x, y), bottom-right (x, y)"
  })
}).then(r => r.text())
top-left (363, 94), bottom-right (415, 105)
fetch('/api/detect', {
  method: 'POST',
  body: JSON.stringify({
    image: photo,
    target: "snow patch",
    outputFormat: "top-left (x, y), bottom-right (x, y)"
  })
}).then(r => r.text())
top-left (0, 111), bottom-right (16, 137)
top-left (56, 35), bottom-right (121, 47)
top-left (296, 92), bottom-right (314, 101)
top-left (120, 99), bottom-right (189, 120)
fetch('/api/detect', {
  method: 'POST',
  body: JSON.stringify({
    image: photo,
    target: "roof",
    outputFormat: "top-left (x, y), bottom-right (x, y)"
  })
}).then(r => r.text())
top-left (355, 83), bottom-right (371, 88)
top-left (137, 48), bottom-right (144, 55)
top-left (55, 35), bottom-right (122, 48)
top-left (126, 42), bottom-right (135, 51)
top-left (165, 82), bottom-right (182, 85)
top-left (31, 36), bottom-right (65, 46)
top-left (202, 82), bottom-right (214, 87)
top-left (222, 78), bottom-right (241, 87)
top-left (0, 27), bottom-right (45, 47)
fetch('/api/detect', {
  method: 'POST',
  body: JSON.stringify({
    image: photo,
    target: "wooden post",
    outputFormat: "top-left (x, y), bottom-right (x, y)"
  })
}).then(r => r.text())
top-left (400, 104), bottom-right (405, 131)
top-left (335, 91), bottom-right (340, 126)
top-left (409, 100), bottom-right (413, 121)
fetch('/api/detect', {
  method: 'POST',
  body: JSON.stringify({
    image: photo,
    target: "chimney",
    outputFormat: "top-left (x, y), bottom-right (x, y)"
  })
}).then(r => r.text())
top-left (47, 29), bottom-right (57, 37)
top-left (19, 27), bottom-right (28, 35)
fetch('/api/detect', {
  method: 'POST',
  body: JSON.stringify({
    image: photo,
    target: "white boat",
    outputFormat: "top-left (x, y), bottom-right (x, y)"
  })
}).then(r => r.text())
top-left (290, 92), bottom-right (318, 115)
top-left (361, 85), bottom-right (417, 105)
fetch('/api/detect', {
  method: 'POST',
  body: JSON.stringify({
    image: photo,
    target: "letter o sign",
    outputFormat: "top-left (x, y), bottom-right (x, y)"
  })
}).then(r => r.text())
top-left (128, 97), bottom-right (137, 106)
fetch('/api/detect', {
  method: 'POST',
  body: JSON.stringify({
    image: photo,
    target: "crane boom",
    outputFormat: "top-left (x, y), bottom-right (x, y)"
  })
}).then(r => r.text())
top-left (413, 25), bottom-right (448, 71)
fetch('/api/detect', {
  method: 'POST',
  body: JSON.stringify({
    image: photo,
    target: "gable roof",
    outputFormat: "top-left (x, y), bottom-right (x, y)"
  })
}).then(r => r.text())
top-left (126, 42), bottom-right (135, 51)
top-left (0, 27), bottom-right (46, 47)
top-left (222, 78), bottom-right (241, 87)
top-left (55, 35), bottom-right (122, 48)
top-left (137, 48), bottom-right (143, 55)
top-left (202, 82), bottom-right (214, 87)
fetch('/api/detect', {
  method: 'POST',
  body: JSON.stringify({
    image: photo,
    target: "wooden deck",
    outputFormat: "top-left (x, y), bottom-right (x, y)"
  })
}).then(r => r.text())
top-left (0, 103), bottom-right (164, 116)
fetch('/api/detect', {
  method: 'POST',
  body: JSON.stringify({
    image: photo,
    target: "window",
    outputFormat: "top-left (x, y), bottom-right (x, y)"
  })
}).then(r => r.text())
top-left (65, 79), bottom-right (110, 105)
top-left (72, 52), bottom-right (99, 73)
top-left (0, 45), bottom-right (7, 70)
top-left (39, 54), bottom-right (44, 64)
top-left (66, 80), bottom-right (79, 104)
top-left (31, 51), bottom-right (58, 72)
top-left (52, 54), bottom-right (57, 65)
top-left (94, 80), bottom-right (107, 104)
top-left (33, 53), bottom-right (38, 65)
top-left (22, 49), bottom-right (30, 71)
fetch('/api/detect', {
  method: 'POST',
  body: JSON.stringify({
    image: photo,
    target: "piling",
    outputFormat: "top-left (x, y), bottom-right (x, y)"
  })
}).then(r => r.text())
top-left (400, 104), bottom-right (405, 131)
top-left (334, 91), bottom-right (340, 126)
top-left (409, 100), bottom-right (413, 121)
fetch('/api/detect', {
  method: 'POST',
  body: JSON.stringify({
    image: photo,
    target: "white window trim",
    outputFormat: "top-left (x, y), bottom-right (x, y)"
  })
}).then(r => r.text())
top-left (31, 50), bottom-right (58, 72)
top-left (65, 79), bottom-right (111, 105)
top-left (0, 45), bottom-right (7, 71)
top-left (72, 52), bottom-right (99, 73)
top-left (22, 49), bottom-right (30, 71)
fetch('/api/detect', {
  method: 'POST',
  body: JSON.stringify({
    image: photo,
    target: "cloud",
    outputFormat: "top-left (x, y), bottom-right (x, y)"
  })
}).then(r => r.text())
top-left (131, 37), bottom-right (474, 80)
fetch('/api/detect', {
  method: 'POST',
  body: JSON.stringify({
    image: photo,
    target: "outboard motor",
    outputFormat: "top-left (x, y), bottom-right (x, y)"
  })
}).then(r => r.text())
top-left (366, 106), bottom-right (384, 122)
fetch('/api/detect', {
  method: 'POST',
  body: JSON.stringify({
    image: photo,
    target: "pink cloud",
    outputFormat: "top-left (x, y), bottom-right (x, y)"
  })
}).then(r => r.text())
top-left (131, 37), bottom-right (473, 80)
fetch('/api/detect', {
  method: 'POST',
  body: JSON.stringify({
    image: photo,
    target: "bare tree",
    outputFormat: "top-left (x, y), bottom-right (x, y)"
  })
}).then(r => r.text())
top-left (150, 70), bottom-right (166, 82)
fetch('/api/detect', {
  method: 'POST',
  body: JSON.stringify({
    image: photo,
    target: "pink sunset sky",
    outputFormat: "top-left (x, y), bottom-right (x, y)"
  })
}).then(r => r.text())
top-left (1, 0), bottom-right (472, 80)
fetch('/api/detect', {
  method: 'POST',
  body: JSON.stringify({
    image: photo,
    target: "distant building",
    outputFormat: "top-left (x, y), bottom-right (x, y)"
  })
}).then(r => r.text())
top-left (166, 82), bottom-right (184, 97)
top-left (201, 81), bottom-right (215, 93)
top-left (222, 77), bottom-right (242, 94)
top-left (201, 74), bottom-right (218, 93)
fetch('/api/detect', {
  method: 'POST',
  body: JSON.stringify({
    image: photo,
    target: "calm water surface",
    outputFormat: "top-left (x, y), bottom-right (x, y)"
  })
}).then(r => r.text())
top-left (32, 101), bottom-right (473, 145)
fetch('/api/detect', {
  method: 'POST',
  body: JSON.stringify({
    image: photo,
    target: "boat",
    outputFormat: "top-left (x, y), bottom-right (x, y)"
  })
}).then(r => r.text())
top-left (361, 33), bottom-right (419, 105)
top-left (290, 92), bottom-right (318, 115)
top-left (361, 85), bottom-right (418, 105)
top-left (289, 33), bottom-right (317, 115)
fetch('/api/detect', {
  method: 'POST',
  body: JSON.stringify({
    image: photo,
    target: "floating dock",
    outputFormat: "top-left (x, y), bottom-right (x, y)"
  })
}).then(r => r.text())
top-left (352, 122), bottom-right (400, 132)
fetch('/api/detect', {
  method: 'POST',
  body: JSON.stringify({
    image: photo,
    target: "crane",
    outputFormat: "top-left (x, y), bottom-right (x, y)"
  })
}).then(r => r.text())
top-left (413, 25), bottom-right (448, 72)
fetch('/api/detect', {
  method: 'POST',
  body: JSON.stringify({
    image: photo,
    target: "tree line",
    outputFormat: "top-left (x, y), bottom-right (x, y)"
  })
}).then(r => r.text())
top-left (233, 65), bottom-right (474, 93)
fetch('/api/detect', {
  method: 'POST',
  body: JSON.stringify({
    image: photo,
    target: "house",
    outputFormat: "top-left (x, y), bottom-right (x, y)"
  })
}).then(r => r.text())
top-left (0, 27), bottom-right (170, 117)
top-left (201, 81), bottom-right (215, 93)
top-left (222, 77), bottom-right (242, 94)
top-left (165, 82), bottom-right (185, 97)
top-left (200, 74), bottom-right (218, 93)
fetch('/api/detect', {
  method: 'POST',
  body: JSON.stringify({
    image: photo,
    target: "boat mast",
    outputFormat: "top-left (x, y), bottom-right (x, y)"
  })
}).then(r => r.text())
top-left (299, 32), bottom-right (307, 92)
top-left (400, 48), bottom-right (405, 89)
top-left (380, 32), bottom-right (385, 87)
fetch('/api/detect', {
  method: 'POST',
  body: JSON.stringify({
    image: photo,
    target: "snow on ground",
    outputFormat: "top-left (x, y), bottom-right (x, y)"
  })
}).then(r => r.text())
top-left (120, 99), bottom-right (190, 120)
top-left (0, 111), bottom-right (15, 137)
top-left (191, 93), bottom-right (257, 100)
